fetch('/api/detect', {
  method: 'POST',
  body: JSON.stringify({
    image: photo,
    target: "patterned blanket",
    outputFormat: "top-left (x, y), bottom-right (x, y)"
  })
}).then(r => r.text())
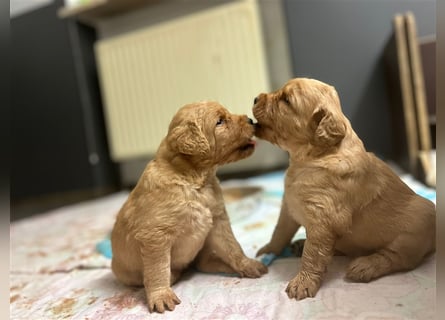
top-left (10, 170), bottom-right (436, 319)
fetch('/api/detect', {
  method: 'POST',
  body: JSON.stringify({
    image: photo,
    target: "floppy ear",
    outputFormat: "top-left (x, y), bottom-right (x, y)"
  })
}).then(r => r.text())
top-left (167, 122), bottom-right (210, 156)
top-left (310, 106), bottom-right (346, 147)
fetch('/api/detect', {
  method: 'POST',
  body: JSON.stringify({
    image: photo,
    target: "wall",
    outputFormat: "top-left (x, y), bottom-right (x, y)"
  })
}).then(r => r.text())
top-left (284, 0), bottom-right (436, 158)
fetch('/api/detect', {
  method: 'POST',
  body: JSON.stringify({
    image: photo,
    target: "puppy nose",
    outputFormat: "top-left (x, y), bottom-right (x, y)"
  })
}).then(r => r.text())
top-left (254, 97), bottom-right (259, 105)
top-left (247, 117), bottom-right (254, 125)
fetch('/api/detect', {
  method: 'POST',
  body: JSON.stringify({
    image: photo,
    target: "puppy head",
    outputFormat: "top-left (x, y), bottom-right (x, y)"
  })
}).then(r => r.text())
top-left (252, 78), bottom-right (346, 153)
top-left (166, 101), bottom-right (256, 166)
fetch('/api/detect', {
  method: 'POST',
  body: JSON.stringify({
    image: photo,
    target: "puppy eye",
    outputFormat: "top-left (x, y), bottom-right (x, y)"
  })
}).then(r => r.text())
top-left (216, 118), bottom-right (225, 126)
top-left (282, 96), bottom-right (290, 105)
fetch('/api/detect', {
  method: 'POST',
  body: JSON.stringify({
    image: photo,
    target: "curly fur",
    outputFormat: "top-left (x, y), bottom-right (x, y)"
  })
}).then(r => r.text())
top-left (111, 101), bottom-right (267, 313)
top-left (253, 78), bottom-right (435, 300)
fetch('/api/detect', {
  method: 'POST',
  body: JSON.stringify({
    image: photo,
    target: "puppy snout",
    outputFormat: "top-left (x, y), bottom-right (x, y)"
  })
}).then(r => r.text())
top-left (254, 93), bottom-right (267, 106)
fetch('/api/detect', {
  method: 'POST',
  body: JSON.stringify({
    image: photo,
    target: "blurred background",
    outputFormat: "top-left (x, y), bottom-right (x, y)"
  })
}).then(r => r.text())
top-left (11, 0), bottom-right (436, 220)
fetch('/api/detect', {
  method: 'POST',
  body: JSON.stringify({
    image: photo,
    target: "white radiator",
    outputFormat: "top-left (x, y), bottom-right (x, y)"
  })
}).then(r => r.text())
top-left (95, 0), bottom-right (270, 161)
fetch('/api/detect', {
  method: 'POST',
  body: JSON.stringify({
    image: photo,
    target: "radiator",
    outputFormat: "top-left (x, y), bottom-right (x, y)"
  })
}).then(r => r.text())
top-left (95, 0), bottom-right (270, 161)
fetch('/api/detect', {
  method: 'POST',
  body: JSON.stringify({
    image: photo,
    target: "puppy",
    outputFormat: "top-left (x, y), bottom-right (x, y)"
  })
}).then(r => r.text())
top-left (111, 101), bottom-right (267, 313)
top-left (253, 78), bottom-right (435, 300)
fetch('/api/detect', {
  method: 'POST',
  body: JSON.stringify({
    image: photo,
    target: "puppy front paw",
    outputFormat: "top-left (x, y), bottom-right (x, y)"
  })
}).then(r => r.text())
top-left (256, 242), bottom-right (283, 257)
top-left (237, 258), bottom-right (268, 278)
top-left (285, 271), bottom-right (321, 300)
top-left (147, 287), bottom-right (181, 313)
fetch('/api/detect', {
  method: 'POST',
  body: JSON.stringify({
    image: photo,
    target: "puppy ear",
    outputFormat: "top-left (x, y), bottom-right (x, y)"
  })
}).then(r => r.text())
top-left (167, 122), bottom-right (210, 156)
top-left (310, 106), bottom-right (346, 147)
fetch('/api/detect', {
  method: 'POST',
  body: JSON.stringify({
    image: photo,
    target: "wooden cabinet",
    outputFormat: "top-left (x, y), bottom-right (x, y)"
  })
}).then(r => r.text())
top-left (11, 0), bottom-right (119, 218)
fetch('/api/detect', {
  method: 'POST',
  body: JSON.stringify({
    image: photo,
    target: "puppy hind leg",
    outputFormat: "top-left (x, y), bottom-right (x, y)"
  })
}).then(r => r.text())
top-left (170, 270), bottom-right (183, 285)
top-left (111, 258), bottom-right (144, 286)
top-left (346, 233), bottom-right (428, 282)
top-left (194, 253), bottom-right (237, 274)
top-left (199, 212), bottom-right (268, 278)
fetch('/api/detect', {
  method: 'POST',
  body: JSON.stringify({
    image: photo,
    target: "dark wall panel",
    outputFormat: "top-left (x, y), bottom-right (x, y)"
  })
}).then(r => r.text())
top-left (11, 1), bottom-right (118, 200)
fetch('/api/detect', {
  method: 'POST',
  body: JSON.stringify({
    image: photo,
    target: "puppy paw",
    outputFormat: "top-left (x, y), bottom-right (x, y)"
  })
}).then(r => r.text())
top-left (256, 243), bottom-right (283, 257)
top-left (147, 287), bottom-right (181, 313)
top-left (345, 256), bottom-right (378, 283)
top-left (237, 258), bottom-right (268, 278)
top-left (285, 271), bottom-right (321, 300)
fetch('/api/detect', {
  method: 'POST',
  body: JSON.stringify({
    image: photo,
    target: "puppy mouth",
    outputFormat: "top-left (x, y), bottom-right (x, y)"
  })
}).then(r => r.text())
top-left (239, 137), bottom-right (256, 151)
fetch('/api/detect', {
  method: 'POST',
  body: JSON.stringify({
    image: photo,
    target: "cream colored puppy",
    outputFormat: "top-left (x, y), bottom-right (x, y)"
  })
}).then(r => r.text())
top-left (253, 78), bottom-right (435, 300)
top-left (111, 101), bottom-right (267, 313)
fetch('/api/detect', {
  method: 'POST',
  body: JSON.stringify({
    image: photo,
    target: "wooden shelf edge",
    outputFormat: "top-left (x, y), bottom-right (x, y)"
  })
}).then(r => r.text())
top-left (418, 150), bottom-right (436, 188)
top-left (57, 0), bottom-right (155, 25)
top-left (57, 0), bottom-right (108, 19)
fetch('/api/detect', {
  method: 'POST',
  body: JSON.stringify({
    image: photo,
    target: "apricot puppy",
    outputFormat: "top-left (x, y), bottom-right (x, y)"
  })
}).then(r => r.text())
top-left (253, 78), bottom-right (435, 300)
top-left (111, 101), bottom-right (267, 313)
